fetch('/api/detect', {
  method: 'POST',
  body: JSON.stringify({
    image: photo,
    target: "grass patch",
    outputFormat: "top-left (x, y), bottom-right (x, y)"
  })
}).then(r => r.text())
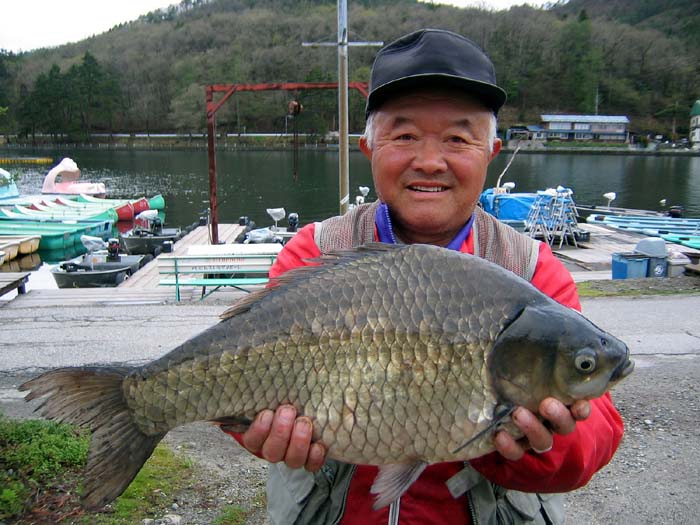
top-left (86, 445), bottom-right (194, 525)
top-left (0, 414), bottom-right (89, 521)
top-left (0, 412), bottom-right (194, 524)
top-left (577, 277), bottom-right (700, 297)
top-left (213, 505), bottom-right (248, 525)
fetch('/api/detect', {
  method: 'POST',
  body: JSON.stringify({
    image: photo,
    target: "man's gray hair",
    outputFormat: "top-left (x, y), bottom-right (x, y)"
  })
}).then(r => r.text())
top-left (363, 111), bottom-right (498, 153)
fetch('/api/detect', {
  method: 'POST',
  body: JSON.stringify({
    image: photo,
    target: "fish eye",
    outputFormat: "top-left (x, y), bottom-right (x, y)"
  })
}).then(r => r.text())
top-left (600, 338), bottom-right (608, 347)
top-left (575, 353), bottom-right (597, 374)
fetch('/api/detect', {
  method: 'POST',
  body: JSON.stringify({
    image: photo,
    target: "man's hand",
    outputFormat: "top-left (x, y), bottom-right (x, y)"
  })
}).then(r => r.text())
top-left (241, 405), bottom-right (326, 471)
top-left (494, 398), bottom-right (592, 461)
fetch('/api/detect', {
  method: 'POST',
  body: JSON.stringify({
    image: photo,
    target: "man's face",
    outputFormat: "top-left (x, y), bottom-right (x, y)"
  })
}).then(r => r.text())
top-left (360, 89), bottom-right (501, 246)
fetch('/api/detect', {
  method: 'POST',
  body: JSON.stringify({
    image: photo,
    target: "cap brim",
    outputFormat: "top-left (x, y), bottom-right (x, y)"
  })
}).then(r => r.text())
top-left (365, 74), bottom-right (507, 117)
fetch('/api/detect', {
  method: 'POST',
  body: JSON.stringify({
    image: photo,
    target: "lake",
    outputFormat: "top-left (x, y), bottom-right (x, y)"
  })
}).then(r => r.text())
top-left (4, 148), bottom-right (700, 231)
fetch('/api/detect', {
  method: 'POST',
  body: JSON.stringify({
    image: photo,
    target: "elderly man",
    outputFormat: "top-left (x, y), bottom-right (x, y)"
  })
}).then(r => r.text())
top-left (224, 29), bottom-right (623, 524)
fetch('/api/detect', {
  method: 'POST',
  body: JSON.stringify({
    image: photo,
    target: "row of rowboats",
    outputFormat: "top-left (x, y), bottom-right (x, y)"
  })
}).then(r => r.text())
top-left (0, 194), bottom-right (165, 251)
top-left (586, 213), bottom-right (700, 250)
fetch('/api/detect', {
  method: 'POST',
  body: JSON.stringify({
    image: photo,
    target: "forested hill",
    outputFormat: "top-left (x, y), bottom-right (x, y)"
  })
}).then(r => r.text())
top-left (0, 0), bottom-right (697, 139)
top-left (553, 0), bottom-right (700, 47)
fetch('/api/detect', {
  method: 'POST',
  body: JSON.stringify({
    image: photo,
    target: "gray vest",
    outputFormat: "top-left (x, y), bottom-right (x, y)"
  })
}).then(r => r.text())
top-left (267, 203), bottom-right (564, 525)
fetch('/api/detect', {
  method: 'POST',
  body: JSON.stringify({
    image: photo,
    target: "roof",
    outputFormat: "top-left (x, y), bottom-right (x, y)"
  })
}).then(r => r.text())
top-left (691, 100), bottom-right (700, 117)
top-left (540, 114), bottom-right (630, 124)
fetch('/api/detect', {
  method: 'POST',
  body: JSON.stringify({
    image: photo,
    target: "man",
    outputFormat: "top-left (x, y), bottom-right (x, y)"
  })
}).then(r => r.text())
top-left (223, 29), bottom-right (624, 524)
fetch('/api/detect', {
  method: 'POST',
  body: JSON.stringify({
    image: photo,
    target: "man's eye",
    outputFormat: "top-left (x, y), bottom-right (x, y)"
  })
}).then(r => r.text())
top-left (396, 134), bottom-right (414, 141)
top-left (448, 136), bottom-right (468, 143)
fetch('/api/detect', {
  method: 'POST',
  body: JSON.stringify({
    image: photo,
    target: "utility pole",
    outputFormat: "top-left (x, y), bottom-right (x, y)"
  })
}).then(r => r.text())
top-left (337, 0), bottom-right (350, 215)
top-left (303, 0), bottom-right (381, 215)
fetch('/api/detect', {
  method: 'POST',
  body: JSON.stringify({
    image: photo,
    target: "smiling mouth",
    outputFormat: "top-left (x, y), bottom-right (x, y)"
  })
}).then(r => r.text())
top-left (408, 185), bottom-right (447, 193)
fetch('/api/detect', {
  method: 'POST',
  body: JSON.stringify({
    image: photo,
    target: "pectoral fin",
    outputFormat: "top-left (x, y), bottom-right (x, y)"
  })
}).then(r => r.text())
top-left (451, 404), bottom-right (515, 455)
top-left (370, 461), bottom-right (428, 510)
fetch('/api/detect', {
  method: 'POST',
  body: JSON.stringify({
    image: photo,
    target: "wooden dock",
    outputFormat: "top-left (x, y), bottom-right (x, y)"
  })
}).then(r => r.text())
top-left (3, 287), bottom-right (199, 308)
top-left (119, 223), bottom-right (245, 290)
top-left (3, 225), bottom-right (245, 307)
top-left (552, 223), bottom-right (700, 271)
top-left (0, 272), bottom-right (30, 298)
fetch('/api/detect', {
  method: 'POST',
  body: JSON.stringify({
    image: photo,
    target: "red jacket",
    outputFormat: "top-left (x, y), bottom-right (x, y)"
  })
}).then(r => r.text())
top-left (228, 223), bottom-right (624, 525)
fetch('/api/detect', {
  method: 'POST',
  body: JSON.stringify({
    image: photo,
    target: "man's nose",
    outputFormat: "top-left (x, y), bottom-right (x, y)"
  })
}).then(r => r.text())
top-left (411, 138), bottom-right (447, 174)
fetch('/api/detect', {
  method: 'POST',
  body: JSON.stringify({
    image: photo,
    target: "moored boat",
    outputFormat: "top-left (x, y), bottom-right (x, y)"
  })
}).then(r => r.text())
top-left (0, 235), bottom-right (41, 255)
top-left (0, 240), bottom-right (20, 261)
top-left (659, 234), bottom-right (700, 250)
top-left (587, 214), bottom-right (700, 237)
top-left (78, 193), bottom-right (164, 213)
top-left (0, 226), bottom-right (72, 250)
top-left (121, 227), bottom-right (181, 255)
top-left (15, 202), bottom-right (118, 223)
top-left (52, 196), bottom-right (134, 221)
top-left (41, 158), bottom-right (106, 197)
top-left (0, 168), bottom-right (20, 200)
top-left (0, 216), bottom-right (113, 239)
top-left (51, 261), bottom-right (132, 288)
top-left (50, 237), bottom-right (148, 288)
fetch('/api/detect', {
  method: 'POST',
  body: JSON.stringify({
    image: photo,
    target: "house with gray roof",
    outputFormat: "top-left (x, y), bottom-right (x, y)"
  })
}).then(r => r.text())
top-left (539, 115), bottom-right (629, 142)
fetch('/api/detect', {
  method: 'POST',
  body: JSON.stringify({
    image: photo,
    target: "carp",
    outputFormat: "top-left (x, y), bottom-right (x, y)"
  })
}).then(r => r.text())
top-left (21, 243), bottom-right (633, 510)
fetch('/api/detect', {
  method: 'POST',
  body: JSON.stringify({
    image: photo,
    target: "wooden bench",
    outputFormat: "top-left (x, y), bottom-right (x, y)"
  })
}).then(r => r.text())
top-left (158, 243), bottom-right (282, 301)
top-left (0, 272), bottom-right (30, 298)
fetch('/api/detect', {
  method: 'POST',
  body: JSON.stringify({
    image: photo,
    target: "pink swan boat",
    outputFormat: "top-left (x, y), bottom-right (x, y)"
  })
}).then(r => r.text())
top-left (41, 158), bottom-right (106, 197)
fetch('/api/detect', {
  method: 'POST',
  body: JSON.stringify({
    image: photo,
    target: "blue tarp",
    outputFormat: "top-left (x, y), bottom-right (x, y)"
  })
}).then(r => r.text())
top-left (479, 189), bottom-right (538, 221)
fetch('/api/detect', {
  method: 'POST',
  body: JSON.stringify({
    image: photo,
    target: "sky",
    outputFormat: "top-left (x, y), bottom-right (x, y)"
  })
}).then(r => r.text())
top-left (0, 0), bottom-right (552, 53)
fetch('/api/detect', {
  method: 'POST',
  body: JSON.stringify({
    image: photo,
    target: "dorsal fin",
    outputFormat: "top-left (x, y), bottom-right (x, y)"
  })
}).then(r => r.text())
top-left (219, 243), bottom-right (406, 321)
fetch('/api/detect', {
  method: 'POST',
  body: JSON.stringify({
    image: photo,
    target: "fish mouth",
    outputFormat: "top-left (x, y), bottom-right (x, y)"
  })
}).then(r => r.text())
top-left (611, 352), bottom-right (635, 382)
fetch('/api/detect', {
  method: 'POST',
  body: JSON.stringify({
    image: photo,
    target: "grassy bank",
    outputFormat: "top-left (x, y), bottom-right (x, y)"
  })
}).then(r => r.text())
top-left (577, 275), bottom-right (700, 297)
top-left (0, 414), bottom-right (249, 524)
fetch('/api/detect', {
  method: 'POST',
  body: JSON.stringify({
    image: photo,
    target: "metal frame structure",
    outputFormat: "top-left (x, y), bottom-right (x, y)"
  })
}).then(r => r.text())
top-left (205, 81), bottom-right (369, 244)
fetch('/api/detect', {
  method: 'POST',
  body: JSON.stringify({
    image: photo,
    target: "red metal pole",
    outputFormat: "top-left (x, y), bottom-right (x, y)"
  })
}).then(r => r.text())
top-left (203, 82), bottom-right (369, 244)
top-left (206, 86), bottom-right (219, 245)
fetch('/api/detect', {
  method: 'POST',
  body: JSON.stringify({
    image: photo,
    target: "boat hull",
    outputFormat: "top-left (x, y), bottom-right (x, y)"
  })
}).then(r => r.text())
top-left (120, 228), bottom-right (180, 255)
top-left (51, 254), bottom-right (146, 288)
top-left (52, 265), bottom-right (129, 288)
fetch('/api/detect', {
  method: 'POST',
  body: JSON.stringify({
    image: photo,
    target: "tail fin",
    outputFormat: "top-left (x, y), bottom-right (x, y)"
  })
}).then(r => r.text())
top-left (20, 367), bottom-right (166, 509)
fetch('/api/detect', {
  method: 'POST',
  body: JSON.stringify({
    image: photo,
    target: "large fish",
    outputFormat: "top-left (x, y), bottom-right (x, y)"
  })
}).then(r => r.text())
top-left (21, 243), bottom-right (633, 510)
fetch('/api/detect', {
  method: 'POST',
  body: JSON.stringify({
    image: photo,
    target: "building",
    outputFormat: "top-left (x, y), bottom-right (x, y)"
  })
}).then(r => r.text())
top-left (690, 100), bottom-right (700, 148)
top-left (539, 115), bottom-right (629, 142)
top-left (505, 125), bottom-right (547, 141)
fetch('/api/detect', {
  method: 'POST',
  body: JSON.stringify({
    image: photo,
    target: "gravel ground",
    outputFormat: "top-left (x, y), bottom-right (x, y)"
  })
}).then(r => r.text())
top-left (2, 276), bottom-right (699, 524)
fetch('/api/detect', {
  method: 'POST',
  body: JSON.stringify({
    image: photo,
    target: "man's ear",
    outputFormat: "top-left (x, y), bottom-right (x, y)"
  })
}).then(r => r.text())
top-left (359, 136), bottom-right (372, 161)
top-left (490, 137), bottom-right (502, 161)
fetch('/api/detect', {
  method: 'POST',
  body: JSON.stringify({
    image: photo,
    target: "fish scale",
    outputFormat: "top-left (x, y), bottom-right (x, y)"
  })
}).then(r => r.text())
top-left (21, 243), bottom-right (633, 510)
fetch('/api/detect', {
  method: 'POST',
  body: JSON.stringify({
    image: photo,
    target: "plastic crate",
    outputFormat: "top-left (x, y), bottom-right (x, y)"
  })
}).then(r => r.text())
top-left (612, 252), bottom-right (649, 280)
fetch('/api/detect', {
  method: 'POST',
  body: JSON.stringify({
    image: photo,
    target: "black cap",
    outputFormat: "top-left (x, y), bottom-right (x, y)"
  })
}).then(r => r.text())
top-left (366, 29), bottom-right (507, 116)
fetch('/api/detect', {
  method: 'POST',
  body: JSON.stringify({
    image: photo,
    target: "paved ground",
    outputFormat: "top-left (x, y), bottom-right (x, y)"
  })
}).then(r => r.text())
top-left (1, 293), bottom-right (699, 524)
